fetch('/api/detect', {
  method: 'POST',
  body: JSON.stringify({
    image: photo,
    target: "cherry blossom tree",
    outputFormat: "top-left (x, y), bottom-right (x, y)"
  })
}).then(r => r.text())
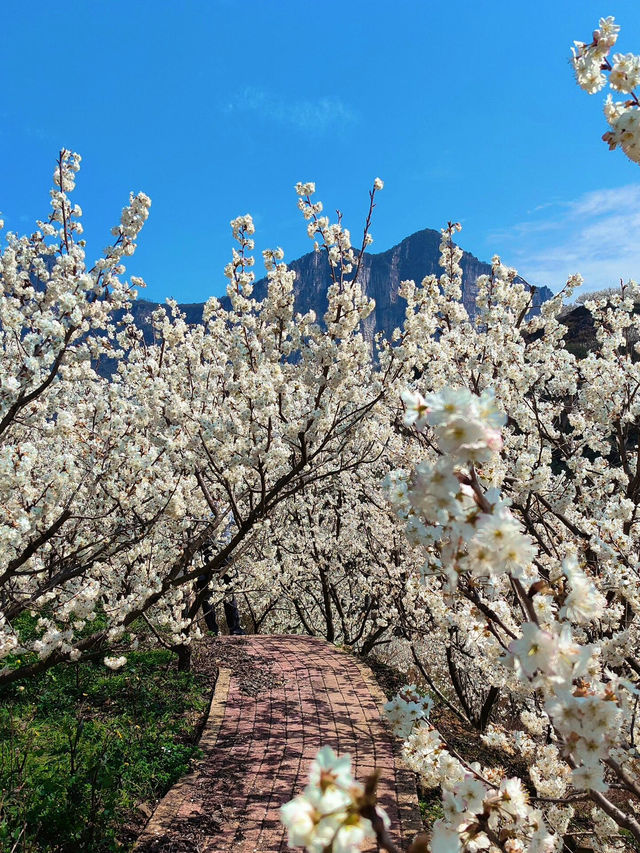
top-left (0, 164), bottom-right (418, 681)
top-left (241, 467), bottom-right (425, 653)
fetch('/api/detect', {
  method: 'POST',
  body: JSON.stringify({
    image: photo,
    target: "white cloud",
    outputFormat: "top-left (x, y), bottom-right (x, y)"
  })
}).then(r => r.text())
top-left (490, 185), bottom-right (640, 294)
top-left (224, 87), bottom-right (357, 133)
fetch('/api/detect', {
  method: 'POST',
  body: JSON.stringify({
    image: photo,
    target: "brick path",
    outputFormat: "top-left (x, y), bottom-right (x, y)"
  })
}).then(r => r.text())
top-left (136, 635), bottom-right (422, 852)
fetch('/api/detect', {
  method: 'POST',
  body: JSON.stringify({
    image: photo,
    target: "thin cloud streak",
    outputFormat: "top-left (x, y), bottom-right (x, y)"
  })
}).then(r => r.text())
top-left (490, 185), bottom-right (640, 294)
top-left (224, 87), bottom-right (358, 133)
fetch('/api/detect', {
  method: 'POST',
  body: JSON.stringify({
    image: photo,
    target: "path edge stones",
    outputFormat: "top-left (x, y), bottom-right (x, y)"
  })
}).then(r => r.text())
top-left (134, 667), bottom-right (231, 848)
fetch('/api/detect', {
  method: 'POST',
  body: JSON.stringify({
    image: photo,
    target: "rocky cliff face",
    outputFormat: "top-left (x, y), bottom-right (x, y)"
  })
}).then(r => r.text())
top-left (129, 227), bottom-right (554, 342)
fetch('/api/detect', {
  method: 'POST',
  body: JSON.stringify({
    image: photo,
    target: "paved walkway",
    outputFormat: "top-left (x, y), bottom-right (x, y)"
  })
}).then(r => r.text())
top-left (136, 635), bottom-right (422, 852)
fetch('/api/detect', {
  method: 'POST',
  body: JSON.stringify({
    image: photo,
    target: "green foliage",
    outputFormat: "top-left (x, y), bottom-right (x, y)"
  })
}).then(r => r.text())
top-left (620, 829), bottom-right (640, 852)
top-left (0, 649), bottom-right (210, 852)
top-left (418, 786), bottom-right (443, 828)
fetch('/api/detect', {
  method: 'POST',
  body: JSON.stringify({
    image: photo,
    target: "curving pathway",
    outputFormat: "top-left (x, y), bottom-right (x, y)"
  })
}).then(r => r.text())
top-left (136, 635), bottom-right (422, 852)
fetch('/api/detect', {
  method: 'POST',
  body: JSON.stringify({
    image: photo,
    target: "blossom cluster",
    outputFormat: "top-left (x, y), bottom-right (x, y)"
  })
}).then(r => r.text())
top-left (572, 16), bottom-right (640, 163)
top-left (384, 683), bottom-right (433, 739)
top-left (280, 747), bottom-right (389, 853)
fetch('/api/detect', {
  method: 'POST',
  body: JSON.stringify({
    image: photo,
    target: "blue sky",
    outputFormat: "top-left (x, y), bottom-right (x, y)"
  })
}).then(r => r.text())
top-left (2, 1), bottom-right (640, 303)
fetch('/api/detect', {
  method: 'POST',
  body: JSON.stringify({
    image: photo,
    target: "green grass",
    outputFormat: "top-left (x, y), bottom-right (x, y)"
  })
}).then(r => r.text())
top-left (418, 786), bottom-right (443, 829)
top-left (0, 649), bottom-right (211, 852)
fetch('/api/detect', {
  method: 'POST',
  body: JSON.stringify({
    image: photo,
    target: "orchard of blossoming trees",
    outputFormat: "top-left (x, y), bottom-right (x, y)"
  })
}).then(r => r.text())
top-left (1, 12), bottom-right (640, 853)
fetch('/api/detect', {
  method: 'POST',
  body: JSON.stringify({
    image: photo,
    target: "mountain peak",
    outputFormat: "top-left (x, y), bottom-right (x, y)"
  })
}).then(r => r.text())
top-left (241, 227), bottom-right (553, 339)
top-left (129, 228), bottom-right (553, 342)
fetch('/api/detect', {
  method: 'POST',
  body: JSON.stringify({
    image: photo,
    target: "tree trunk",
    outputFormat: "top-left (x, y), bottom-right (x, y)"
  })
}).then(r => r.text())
top-left (176, 645), bottom-right (192, 672)
top-left (318, 562), bottom-right (335, 643)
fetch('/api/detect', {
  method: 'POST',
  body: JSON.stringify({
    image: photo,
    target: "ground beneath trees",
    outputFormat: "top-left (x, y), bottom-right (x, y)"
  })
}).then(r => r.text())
top-left (135, 635), bottom-right (422, 852)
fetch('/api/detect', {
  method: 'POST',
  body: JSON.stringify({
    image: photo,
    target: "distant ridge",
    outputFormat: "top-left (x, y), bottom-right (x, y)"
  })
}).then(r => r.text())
top-left (126, 227), bottom-right (554, 343)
